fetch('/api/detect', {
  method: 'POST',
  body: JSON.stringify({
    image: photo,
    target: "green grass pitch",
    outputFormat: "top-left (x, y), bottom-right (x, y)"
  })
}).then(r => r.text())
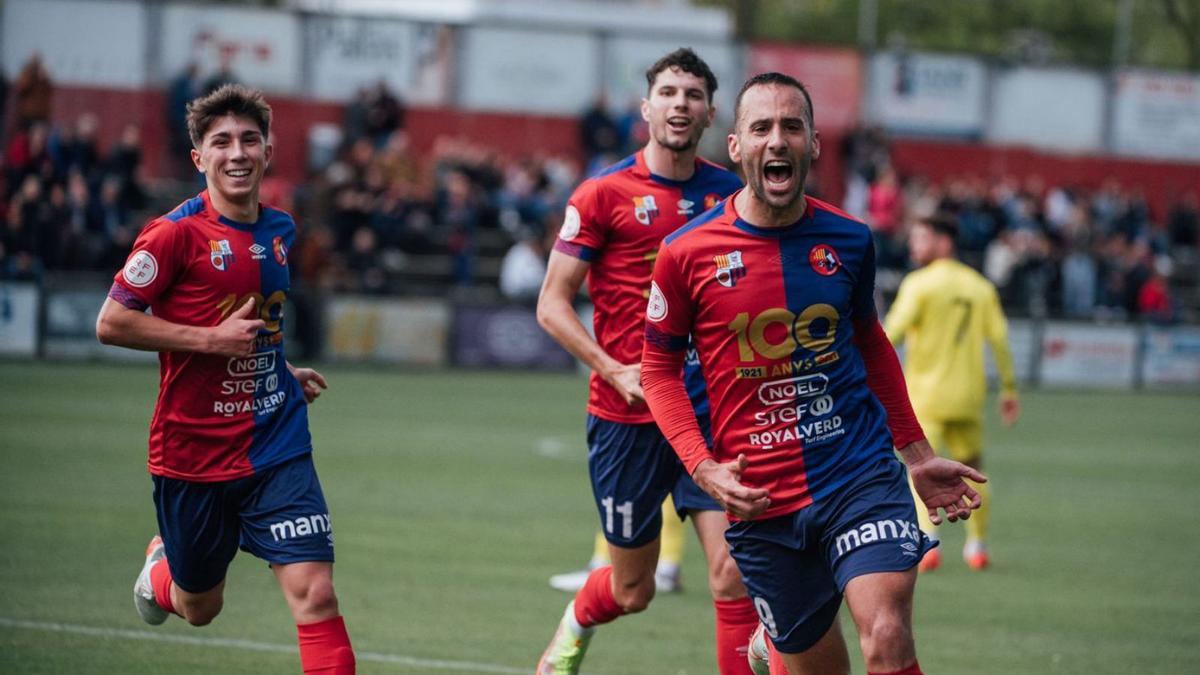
top-left (1, 361), bottom-right (1197, 673)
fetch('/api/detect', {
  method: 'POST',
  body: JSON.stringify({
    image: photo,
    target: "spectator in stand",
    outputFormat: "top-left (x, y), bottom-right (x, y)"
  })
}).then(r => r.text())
top-left (365, 80), bottom-right (405, 147)
top-left (201, 54), bottom-right (239, 96)
top-left (107, 123), bottom-right (146, 217)
top-left (166, 63), bottom-right (201, 177)
top-left (1168, 191), bottom-right (1198, 251)
top-left (1137, 259), bottom-right (1176, 324)
top-left (51, 113), bottom-right (102, 185)
top-left (437, 169), bottom-right (480, 287)
top-left (13, 53), bottom-right (52, 130)
top-left (867, 164), bottom-right (904, 267)
top-left (579, 93), bottom-right (620, 173)
top-left (1061, 236), bottom-right (1098, 319)
top-left (498, 224), bottom-right (551, 303)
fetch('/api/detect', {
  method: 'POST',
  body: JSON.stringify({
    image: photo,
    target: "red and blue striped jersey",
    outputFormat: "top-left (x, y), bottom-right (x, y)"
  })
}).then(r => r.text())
top-left (110, 191), bottom-right (311, 482)
top-left (554, 150), bottom-right (741, 423)
top-left (643, 193), bottom-right (923, 519)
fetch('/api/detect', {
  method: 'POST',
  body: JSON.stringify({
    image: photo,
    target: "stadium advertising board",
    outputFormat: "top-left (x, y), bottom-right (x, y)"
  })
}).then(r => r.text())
top-left (746, 43), bottom-right (863, 134)
top-left (605, 37), bottom-right (739, 131)
top-left (459, 26), bottom-right (600, 115)
top-left (867, 51), bottom-right (987, 138)
top-left (160, 4), bottom-right (302, 93)
top-left (1112, 69), bottom-right (1200, 161)
top-left (0, 283), bottom-right (38, 357)
top-left (1142, 326), bottom-right (1200, 387)
top-left (43, 289), bottom-right (155, 361)
top-left (988, 67), bottom-right (1105, 152)
top-left (1039, 322), bottom-right (1138, 388)
top-left (452, 305), bottom-right (574, 371)
top-left (3, 0), bottom-right (146, 89)
top-left (326, 297), bottom-right (449, 366)
top-left (307, 16), bottom-right (452, 104)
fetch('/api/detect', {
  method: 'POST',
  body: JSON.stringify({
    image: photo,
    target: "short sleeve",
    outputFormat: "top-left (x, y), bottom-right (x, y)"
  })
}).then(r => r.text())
top-left (553, 179), bottom-right (608, 262)
top-left (644, 243), bottom-right (694, 351)
top-left (851, 231), bottom-right (878, 320)
top-left (110, 218), bottom-right (185, 309)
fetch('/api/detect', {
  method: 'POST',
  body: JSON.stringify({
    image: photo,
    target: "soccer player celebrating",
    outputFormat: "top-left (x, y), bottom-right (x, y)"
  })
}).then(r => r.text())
top-left (536, 49), bottom-right (757, 674)
top-left (96, 85), bottom-right (355, 675)
top-left (884, 212), bottom-right (1020, 572)
top-left (641, 72), bottom-right (985, 675)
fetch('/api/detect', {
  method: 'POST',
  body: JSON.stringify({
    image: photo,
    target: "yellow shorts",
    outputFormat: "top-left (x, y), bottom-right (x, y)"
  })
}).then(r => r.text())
top-left (921, 418), bottom-right (982, 464)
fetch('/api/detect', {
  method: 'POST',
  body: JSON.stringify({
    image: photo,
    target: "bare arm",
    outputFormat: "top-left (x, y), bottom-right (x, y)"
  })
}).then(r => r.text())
top-left (96, 296), bottom-right (264, 358)
top-left (898, 439), bottom-right (988, 526)
top-left (536, 249), bottom-right (643, 404)
top-left (287, 361), bottom-right (328, 404)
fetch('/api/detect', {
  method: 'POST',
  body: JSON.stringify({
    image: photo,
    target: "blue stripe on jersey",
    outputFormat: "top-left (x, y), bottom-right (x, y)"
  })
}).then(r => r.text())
top-left (646, 324), bottom-right (689, 352)
top-left (553, 239), bottom-right (599, 262)
top-left (165, 195), bottom-right (206, 222)
top-left (592, 153), bottom-right (639, 179)
top-left (774, 211), bottom-right (892, 504)
top-left (246, 210), bottom-right (313, 472)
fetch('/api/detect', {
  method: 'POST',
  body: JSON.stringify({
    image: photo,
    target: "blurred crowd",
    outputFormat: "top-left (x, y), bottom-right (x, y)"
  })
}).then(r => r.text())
top-left (1, 55), bottom-right (148, 281)
top-left (1, 53), bottom-right (1196, 326)
top-left (842, 125), bottom-right (1199, 325)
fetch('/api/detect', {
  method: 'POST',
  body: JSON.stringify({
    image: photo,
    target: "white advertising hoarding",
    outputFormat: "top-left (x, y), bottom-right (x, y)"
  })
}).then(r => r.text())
top-left (1142, 326), bottom-right (1200, 387)
top-left (1112, 70), bottom-right (1200, 161)
top-left (3, 0), bottom-right (146, 89)
top-left (868, 51), bottom-right (987, 138)
top-left (459, 26), bottom-right (600, 115)
top-left (1040, 323), bottom-right (1138, 388)
top-left (988, 67), bottom-right (1105, 152)
top-left (308, 17), bottom-right (452, 104)
top-left (160, 4), bottom-right (302, 94)
top-left (0, 283), bottom-right (38, 357)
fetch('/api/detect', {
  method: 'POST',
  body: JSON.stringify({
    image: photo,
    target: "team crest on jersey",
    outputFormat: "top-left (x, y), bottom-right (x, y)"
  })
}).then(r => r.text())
top-left (633, 195), bottom-right (659, 225)
top-left (209, 239), bottom-right (234, 271)
top-left (808, 244), bottom-right (840, 276)
top-left (273, 236), bottom-right (288, 266)
top-left (704, 193), bottom-right (722, 210)
top-left (713, 250), bottom-right (747, 288)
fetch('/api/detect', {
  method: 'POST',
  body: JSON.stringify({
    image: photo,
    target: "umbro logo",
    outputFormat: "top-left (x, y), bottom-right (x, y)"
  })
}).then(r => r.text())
top-left (249, 243), bottom-right (267, 260)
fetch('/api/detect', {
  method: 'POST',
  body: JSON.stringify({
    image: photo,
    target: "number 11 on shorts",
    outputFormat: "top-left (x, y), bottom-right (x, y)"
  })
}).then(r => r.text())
top-left (600, 496), bottom-right (633, 539)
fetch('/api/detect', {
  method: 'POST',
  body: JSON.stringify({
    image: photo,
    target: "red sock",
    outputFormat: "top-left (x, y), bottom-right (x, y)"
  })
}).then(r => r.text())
top-left (869, 662), bottom-right (923, 675)
top-left (572, 566), bottom-right (624, 628)
top-left (713, 598), bottom-right (758, 675)
top-left (767, 635), bottom-right (787, 675)
top-left (149, 558), bottom-right (177, 616)
top-left (297, 615), bottom-right (356, 674)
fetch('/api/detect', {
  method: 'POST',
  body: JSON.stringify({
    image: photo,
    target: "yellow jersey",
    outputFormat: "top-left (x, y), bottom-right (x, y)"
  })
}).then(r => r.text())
top-left (884, 258), bottom-right (1016, 422)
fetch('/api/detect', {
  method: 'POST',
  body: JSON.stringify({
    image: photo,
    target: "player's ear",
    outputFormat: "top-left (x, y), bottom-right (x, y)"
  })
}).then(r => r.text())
top-left (704, 102), bottom-right (716, 129)
top-left (811, 129), bottom-right (821, 161)
top-left (264, 140), bottom-right (273, 169)
top-left (641, 98), bottom-right (651, 123)
top-left (191, 147), bottom-right (204, 173)
top-left (727, 131), bottom-right (741, 164)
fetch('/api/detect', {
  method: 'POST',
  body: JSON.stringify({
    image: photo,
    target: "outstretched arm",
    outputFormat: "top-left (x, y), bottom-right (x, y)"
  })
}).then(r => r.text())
top-left (898, 439), bottom-right (988, 525)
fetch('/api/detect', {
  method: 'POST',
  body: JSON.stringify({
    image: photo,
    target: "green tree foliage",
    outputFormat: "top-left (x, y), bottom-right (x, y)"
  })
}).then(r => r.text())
top-left (702, 0), bottom-right (1199, 71)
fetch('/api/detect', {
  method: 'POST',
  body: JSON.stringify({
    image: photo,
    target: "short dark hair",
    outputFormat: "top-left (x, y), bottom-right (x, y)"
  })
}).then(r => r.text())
top-left (734, 72), bottom-right (815, 129)
top-left (186, 84), bottom-right (271, 148)
top-left (646, 48), bottom-right (718, 102)
top-left (921, 212), bottom-right (960, 240)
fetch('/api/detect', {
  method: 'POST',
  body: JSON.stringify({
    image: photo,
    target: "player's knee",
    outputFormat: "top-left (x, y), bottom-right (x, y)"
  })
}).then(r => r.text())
top-left (858, 613), bottom-right (913, 666)
top-left (613, 577), bottom-right (656, 614)
top-left (290, 576), bottom-right (339, 618)
top-left (706, 555), bottom-right (746, 601)
top-left (179, 596), bottom-right (223, 627)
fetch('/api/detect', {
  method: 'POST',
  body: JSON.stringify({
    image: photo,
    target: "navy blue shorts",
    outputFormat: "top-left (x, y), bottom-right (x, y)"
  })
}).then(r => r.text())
top-left (725, 457), bottom-right (935, 654)
top-left (587, 414), bottom-right (720, 548)
top-left (152, 453), bottom-right (335, 593)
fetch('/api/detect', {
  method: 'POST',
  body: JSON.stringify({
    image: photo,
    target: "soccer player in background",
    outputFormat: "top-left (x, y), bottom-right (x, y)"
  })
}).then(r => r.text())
top-left (642, 72), bottom-right (986, 675)
top-left (536, 49), bottom-right (757, 674)
top-left (884, 213), bottom-right (1020, 572)
top-left (96, 85), bottom-right (355, 675)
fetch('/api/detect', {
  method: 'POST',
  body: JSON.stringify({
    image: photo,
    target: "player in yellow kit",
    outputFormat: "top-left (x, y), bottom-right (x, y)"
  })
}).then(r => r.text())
top-left (884, 213), bottom-right (1019, 571)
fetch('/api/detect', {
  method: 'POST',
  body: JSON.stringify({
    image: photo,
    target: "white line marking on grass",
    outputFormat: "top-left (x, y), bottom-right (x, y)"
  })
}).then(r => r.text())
top-left (535, 436), bottom-right (577, 459)
top-left (0, 617), bottom-right (527, 674)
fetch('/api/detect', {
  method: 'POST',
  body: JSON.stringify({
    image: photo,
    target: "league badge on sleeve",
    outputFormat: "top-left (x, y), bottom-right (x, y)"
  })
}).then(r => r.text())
top-left (808, 244), bottom-right (841, 276)
top-left (559, 205), bottom-right (581, 241)
top-left (123, 250), bottom-right (158, 288)
top-left (713, 250), bottom-right (746, 288)
top-left (647, 281), bottom-right (668, 322)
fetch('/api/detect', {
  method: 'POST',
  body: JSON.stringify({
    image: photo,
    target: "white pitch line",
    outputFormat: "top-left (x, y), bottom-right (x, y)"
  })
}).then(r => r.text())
top-left (0, 617), bottom-right (527, 674)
